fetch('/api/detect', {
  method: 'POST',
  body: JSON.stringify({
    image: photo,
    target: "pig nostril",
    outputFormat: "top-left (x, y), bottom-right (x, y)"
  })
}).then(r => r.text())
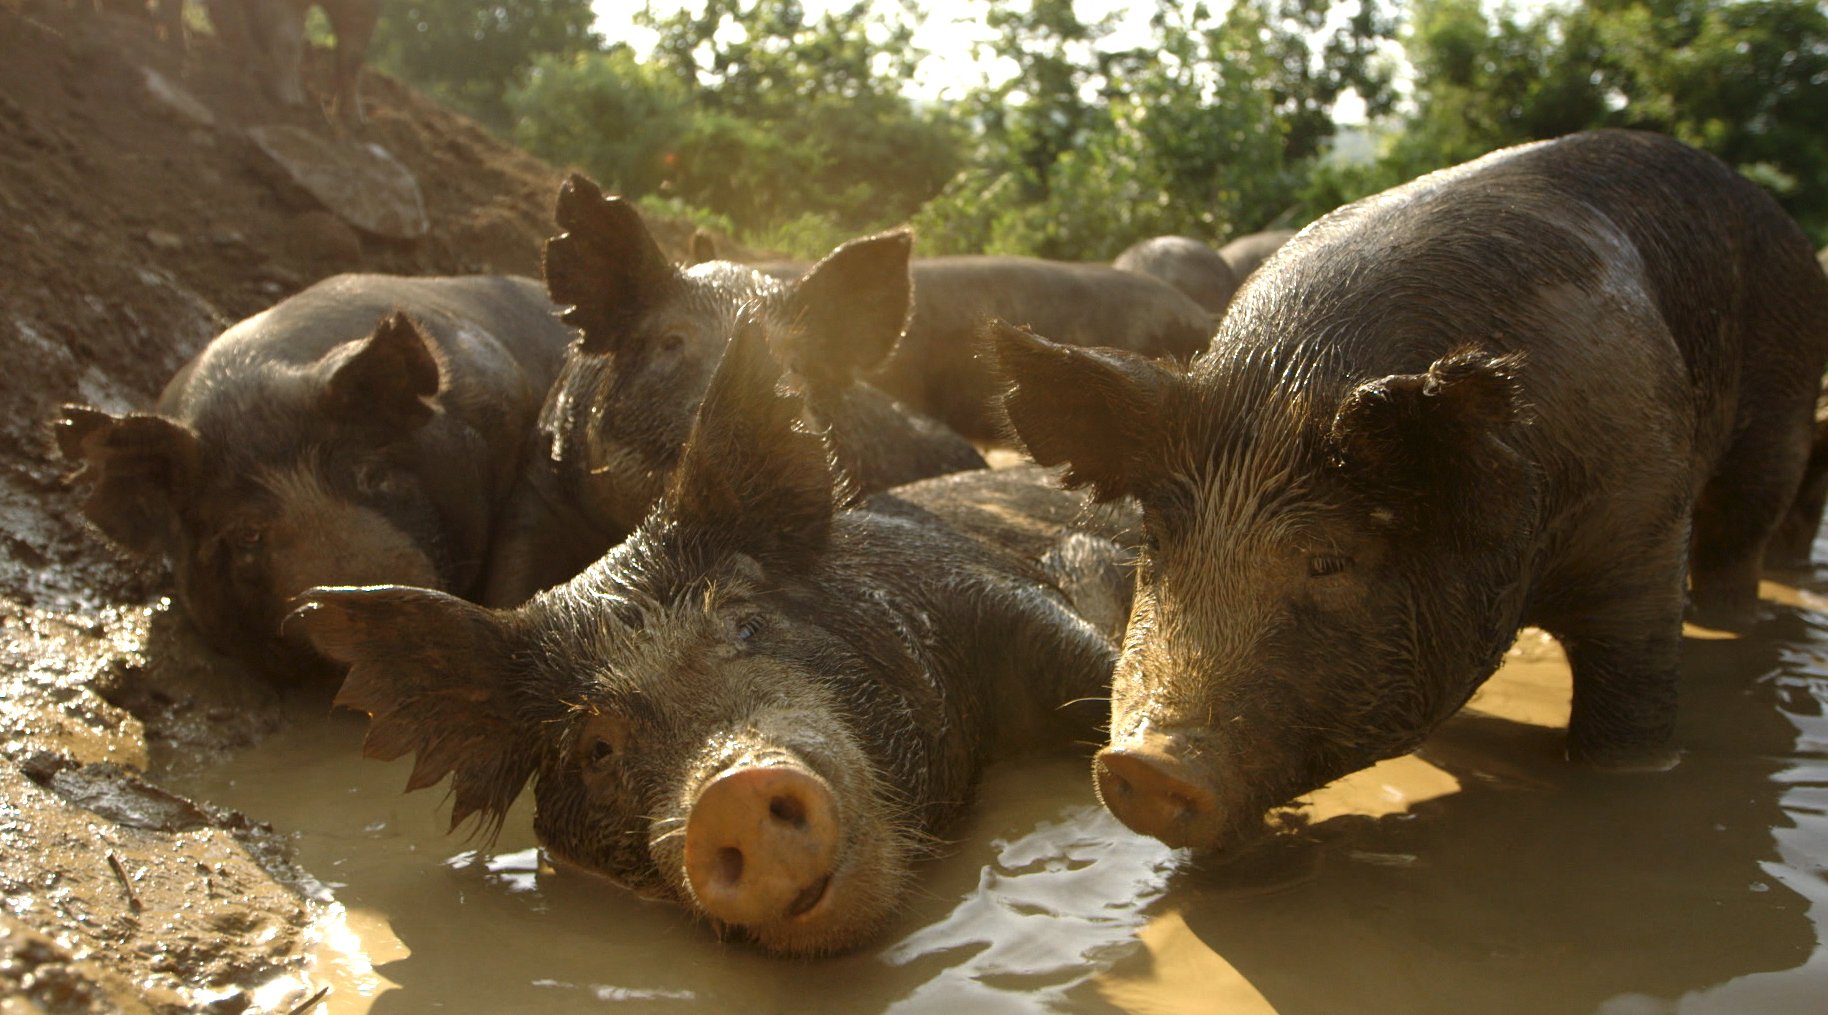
top-left (768, 794), bottom-right (807, 829)
top-left (716, 847), bottom-right (744, 887)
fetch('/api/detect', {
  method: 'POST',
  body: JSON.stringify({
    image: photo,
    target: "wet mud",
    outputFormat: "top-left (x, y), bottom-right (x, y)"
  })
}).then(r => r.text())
top-left (165, 571), bottom-right (1828, 1013)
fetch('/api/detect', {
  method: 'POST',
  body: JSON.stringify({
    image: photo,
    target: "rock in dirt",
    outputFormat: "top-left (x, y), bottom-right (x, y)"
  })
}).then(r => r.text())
top-left (247, 125), bottom-right (429, 240)
top-left (139, 67), bottom-right (214, 129)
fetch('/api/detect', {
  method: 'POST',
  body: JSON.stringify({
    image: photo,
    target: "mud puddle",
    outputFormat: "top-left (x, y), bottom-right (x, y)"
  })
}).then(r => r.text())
top-left (170, 580), bottom-right (1828, 1013)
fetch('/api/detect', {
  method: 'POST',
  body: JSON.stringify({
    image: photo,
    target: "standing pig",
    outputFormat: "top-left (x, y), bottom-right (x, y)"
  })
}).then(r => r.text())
top-left (988, 130), bottom-right (1828, 850)
top-left (205, 0), bottom-right (379, 125)
top-left (1112, 235), bottom-right (1241, 314)
top-left (293, 325), bottom-right (1137, 954)
top-left (503, 175), bottom-right (984, 594)
top-left (56, 274), bottom-right (573, 673)
top-left (1216, 228), bottom-right (1297, 284)
top-left (873, 256), bottom-right (1215, 443)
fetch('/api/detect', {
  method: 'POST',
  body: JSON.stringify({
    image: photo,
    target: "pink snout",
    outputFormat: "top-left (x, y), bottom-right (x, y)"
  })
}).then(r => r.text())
top-left (1095, 733), bottom-right (1224, 849)
top-left (683, 761), bottom-right (840, 927)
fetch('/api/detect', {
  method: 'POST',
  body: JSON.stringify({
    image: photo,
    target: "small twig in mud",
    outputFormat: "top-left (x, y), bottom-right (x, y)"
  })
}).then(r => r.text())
top-left (287, 986), bottom-right (330, 1015)
top-left (105, 852), bottom-right (140, 913)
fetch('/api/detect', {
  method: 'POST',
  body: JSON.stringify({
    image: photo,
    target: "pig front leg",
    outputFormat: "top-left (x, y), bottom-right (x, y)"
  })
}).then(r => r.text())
top-left (1553, 547), bottom-right (1686, 771)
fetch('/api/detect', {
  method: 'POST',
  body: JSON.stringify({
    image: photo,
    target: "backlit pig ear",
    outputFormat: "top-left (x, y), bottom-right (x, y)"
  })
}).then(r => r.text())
top-left (544, 174), bottom-right (677, 355)
top-left (321, 311), bottom-right (441, 429)
top-left (786, 230), bottom-right (912, 387)
top-left (987, 321), bottom-right (1182, 502)
top-left (289, 585), bottom-right (536, 838)
top-left (665, 320), bottom-right (835, 560)
top-left (54, 404), bottom-right (200, 554)
top-left (1329, 347), bottom-right (1528, 473)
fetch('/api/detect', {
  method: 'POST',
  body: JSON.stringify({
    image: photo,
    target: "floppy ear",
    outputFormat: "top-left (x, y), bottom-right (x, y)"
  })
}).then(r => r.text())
top-left (987, 322), bottom-right (1182, 502)
top-left (661, 320), bottom-right (835, 560)
top-left (543, 174), bottom-right (677, 355)
top-left (290, 585), bottom-right (535, 836)
top-left (320, 311), bottom-right (441, 429)
top-left (785, 230), bottom-right (912, 388)
top-left (1329, 348), bottom-right (1527, 473)
top-left (1330, 348), bottom-right (1534, 545)
top-left (689, 229), bottom-right (718, 265)
top-left (55, 404), bottom-right (200, 554)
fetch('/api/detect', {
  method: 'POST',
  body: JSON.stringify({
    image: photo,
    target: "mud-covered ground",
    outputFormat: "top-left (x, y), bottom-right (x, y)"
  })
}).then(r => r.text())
top-left (0, 3), bottom-right (730, 1009)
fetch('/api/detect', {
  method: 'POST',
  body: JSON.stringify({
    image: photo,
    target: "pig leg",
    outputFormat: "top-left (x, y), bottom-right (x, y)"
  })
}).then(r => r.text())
top-left (476, 466), bottom-right (613, 608)
top-left (1554, 543), bottom-right (1685, 769)
top-left (325, 0), bottom-right (377, 127)
top-left (1688, 398), bottom-right (1814, 626)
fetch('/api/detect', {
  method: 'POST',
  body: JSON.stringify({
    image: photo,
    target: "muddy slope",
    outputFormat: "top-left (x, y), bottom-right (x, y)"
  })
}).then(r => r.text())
top-left (0, 3), bottom-right (705, 1009)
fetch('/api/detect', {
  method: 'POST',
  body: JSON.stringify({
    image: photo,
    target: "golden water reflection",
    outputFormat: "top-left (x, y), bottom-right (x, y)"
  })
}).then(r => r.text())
top-left (172, 577), bottom-right (1828, 1013)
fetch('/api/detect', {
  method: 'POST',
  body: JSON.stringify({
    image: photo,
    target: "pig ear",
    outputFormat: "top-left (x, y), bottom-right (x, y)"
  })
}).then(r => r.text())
top-left (1328, 348), bottom-right (1528, 474)
top-left (544, 173), bottom-right (677, 355)
top-left (785, 230), bottom-right (913, 387)
top-left (664, 320), bottom-right (834, 559)
top-left (290, 585), bottom-right (536, 836)
top-left (321, 312), bottom-right (441, 428)
top-left (689, 229), bottom-right (717, 265)
top-left (988, 322), bottom-right (1182, 502)
top-left (54, 404), bottom-right (199, 554)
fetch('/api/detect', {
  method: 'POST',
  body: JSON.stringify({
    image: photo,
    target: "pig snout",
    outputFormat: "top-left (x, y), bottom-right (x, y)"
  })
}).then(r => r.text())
top-left (683, 759), bottom-right (840, 928)
top-left (1094, 732), bottom-right (1223, 848)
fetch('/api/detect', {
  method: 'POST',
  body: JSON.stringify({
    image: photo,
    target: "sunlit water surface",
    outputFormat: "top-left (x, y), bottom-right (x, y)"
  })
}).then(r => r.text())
top-left (173, 562), bottom-right (1828, 1013)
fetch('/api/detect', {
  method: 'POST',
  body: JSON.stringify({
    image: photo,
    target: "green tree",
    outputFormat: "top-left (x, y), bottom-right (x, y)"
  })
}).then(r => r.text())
top-left (370, 0), bottom-right (602, 132)
top-left (506, 46), bottom-right (691, 197)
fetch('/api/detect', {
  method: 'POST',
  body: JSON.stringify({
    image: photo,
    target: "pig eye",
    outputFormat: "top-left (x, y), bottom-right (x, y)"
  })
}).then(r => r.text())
top-left (1308, 555), bottom-right (1353, 578)
top-left (354, 462), bottom-right (399, 496)
top-left (735, 620), bottom-right (758, 642)
top-left (229, 525), bottom-right (263, 551)
top-left (586, 737), bottom-right (616, 766)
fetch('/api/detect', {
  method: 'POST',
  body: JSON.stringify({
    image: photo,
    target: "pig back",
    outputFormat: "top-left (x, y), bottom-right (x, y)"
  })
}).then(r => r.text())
top-left (874, 256), bottom-right (1215, 441)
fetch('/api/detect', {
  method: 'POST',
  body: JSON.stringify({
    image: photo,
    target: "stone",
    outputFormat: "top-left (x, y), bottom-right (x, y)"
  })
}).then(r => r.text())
top-left (246, 125), bottom-right (429, 240)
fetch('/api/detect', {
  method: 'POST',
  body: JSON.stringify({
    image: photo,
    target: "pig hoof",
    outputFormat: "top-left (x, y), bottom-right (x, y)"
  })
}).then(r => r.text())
top-left (683, 762), bottom-right (840, 928)
top-left (1568, 743), bottom-right (1683, 773)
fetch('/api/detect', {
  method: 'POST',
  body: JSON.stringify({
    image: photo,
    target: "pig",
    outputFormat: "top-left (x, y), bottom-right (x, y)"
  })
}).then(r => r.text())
top-left (1217, 229), bottom-right (1296, 284)
top-left (205, 0), bottom-right (378, 125)
top-left (503, 174), bottom-right (985, 594)
top-left (1768, 380), bottom-right (1828, 568)
top-left (871, 256), bottom-right (1215, 443)
top-left (292, 324), bottom-right (1139, 955)
top-left (986, 130), bottom-right (1828, 851)
top-left (1112, 235), bottom-right (1241, 314)
top-left (56, 274), bottom-right (573, 674)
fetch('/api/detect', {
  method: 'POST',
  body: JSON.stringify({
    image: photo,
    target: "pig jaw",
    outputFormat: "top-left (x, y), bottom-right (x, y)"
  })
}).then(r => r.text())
top-left (650, 723), bottom-right (911, 956)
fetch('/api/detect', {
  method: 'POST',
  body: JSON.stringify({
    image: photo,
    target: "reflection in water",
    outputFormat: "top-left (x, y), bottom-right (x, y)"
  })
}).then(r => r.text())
top-left (172, 569), bottom-right (1828, 1013)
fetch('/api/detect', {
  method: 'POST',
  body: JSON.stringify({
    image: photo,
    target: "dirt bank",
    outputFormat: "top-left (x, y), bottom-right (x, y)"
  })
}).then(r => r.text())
top-left (0, 3), bottom-right (717, 1009)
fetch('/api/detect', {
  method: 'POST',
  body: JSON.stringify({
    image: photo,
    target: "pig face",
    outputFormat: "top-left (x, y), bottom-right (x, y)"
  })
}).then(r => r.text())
top-left (57, 313), bottom-right (459, 671)
top-left (540, 174), bottom-right (913, 537)
top-left (296, 327), bottom-right (929, 954)
top-left (989, 323), bottom-right (1539, 850)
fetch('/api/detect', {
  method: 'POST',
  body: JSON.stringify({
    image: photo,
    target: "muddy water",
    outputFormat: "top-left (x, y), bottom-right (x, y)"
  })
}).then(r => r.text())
top-left (172, 577), bottom-right (1828, 1013)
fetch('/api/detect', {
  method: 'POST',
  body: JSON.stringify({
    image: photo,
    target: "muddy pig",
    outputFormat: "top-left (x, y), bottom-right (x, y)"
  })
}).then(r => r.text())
top-left (1113, 235), bottom-right (1241, 314)
top-left (498, 175), bottom-right (985, 597)
top-left (1217, 228), bottom-right (1296, 285)
top-left (988, 130), bottom-right (1828, 851)
top-left (56, 274), bottom-right (573, 674)
top-left (869, 256), bottom-right (1214, 443)
top-left (205, 0), bottom-right (378, 125)
top-left (293, 325), bottom-right (1138, 955)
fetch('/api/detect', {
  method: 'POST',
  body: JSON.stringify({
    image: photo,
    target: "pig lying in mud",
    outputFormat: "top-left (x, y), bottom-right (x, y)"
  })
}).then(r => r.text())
top-left (294, 326), bottom-right (1138, 955)
top-left (989, 129), bottom-right (1828, 851)
top-left (499, 175), bottom-right (984, 596)
top-left (57, 274), bottom-right (573, 673)
top-left (1113, 235), bottom-right (1241, 314)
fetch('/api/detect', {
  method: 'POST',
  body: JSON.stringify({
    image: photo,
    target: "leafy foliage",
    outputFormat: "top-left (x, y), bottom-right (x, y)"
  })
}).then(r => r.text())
top-left (370, 0), bottom-right (602, 132)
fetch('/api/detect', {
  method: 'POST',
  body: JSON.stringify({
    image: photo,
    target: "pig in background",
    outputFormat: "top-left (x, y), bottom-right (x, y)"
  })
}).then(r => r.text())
top-left (990, 129), bottom-right (1828, 852)
top-left (490, 175), bottom-right (986, 601)
top-left (294, 324), bottom-right (1140, 955)
top-left (687, 231), bottom-right (1216, 443)
top-left (1112, 234), bottom-right (1241, 314)
top-left (1216, 228), bottom-right (1297, 285)
top-left (205, 0), bottom-right (379, 125)
top-left (56, 273), bottom-right (573, 675)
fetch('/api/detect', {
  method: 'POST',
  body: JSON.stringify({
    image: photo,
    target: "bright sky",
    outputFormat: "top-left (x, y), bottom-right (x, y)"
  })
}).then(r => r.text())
top-left (592, 1), bottom-right (1158, 103)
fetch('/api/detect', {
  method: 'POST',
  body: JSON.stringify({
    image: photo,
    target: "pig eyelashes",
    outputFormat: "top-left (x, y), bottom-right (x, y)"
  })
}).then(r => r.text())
top-left (1308, 554), bottom-right (1354, 578)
